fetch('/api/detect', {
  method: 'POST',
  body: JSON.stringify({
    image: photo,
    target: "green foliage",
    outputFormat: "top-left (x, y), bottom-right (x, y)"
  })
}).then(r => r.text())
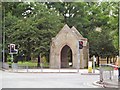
top-left (41, 56), bottom-right (47, 64)
top-left (41, 56), bottom-right (49, 67)
top-left (4, 2), bottom-right (64, 62)
top-left (18, 61), bottom-right (37, 67)
top-left (2, 2), bottom-right (119, 63)
top-left (46, 2), bottom-right (119, 57)
top-left (88, 30), bottom-right (117, 57)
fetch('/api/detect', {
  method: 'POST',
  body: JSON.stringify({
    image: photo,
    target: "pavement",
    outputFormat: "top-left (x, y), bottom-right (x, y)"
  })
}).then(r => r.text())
top-left (93, 70), bottom-right (119, 88)
top-left (93, 80), bottom-right (119, 88)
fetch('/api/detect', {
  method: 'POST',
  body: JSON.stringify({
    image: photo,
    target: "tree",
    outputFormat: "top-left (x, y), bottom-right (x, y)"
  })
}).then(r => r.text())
top-left (4, 2), bottom-right (64, 62)
top-left (46, 2), bottom-right (119, 65)
top-left (3, 2), bottom-right (118, 65)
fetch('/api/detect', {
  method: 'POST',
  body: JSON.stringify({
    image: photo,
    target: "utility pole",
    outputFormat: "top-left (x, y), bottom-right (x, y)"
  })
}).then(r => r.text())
top-left (119, 1), bottom-right (120, 57)
top-left (2, 5), bottom-right (5, 63)
top-left (118, 2), bottom-right (120, 87)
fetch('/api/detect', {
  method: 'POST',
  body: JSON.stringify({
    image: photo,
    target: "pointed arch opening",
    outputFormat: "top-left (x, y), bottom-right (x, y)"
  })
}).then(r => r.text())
top-left (60, 45), bottom-right (73, 68)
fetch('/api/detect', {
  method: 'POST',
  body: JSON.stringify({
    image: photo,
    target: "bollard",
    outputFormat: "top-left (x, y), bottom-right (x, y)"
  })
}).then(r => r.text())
top-left (109, 70), bottom-right (112, 80)
top-left (88, 61), bottom-right (92, 73)
top-left (100, 65), bottom-right (103, 82)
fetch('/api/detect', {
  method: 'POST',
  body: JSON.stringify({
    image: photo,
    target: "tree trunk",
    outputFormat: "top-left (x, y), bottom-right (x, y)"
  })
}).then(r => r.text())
top-left (110, 57), bottom-right (112, 64)
top-left (107, 56), bottom-right (109, 64)
top-left (4, 52), bottom-right (7, 62)
top-left (26, 38), bottom-right (31, 61)
top-left (112, 57), bottom-right (116, 64)
top-left (97, 56), bottom-right (100, 67)
top-left (26, 55), bottom-right (31, 61)
top-left (37, 54), bottom-right (40, 67)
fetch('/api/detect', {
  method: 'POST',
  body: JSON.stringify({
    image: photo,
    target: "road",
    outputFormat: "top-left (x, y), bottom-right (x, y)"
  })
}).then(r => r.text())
top-left (1, 70), bottom-right (101, 88)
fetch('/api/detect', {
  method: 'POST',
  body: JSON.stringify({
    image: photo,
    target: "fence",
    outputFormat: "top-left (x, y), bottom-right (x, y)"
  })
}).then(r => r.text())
top-left (99, 64), bottom-right (119, 88)
top-left (10, 63), bottom-right (78, 73)
top-left (11, 63), bottom-right (47, 72)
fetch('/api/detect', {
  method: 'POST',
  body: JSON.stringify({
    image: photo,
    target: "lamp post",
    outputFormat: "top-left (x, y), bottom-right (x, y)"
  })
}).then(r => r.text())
top-left (2, 5), bottom-right (5, 63)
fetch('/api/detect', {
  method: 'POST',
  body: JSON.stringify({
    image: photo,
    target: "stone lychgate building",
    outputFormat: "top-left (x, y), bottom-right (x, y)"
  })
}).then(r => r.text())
top-left (50, 24), bottom-right (89, 69)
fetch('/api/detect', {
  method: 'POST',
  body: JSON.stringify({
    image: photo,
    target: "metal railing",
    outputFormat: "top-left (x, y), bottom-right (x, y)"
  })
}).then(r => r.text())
top-left (10, 63), bottom-right (47, 72)
top-left (99, 64), bottom-right (119, 88)
top-left (7, 63), bottom-right (78, 73)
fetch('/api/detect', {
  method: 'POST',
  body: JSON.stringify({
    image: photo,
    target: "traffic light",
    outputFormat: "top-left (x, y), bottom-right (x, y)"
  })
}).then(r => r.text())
top-left (79, 41), bottom-right (83, 49)
top-left (10, 44), bottom-right (15, 53)
top-left (10, 44), bottom-right (18, 54)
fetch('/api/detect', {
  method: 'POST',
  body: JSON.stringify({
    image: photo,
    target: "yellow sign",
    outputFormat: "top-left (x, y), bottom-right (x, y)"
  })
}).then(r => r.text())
top-left (88, 61), bottom-right (92, 73)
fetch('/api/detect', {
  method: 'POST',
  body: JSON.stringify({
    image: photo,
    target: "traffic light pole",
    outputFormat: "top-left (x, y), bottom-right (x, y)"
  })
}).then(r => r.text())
top-left (77, 41), bottom-right (81, 73)
top-left (77, 40), bottom-right (84, 73)
top-left (10, 53), bottom-right (13, 63)
top-left (77, 48), bottom-right (80, 73)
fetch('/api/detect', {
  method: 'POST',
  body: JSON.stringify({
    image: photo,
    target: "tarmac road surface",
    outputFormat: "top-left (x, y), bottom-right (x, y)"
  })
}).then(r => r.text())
top-left (1, 69), bottom-right (101, 88)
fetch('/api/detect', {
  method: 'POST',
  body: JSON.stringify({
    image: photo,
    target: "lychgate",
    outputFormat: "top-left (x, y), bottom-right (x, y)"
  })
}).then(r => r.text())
top-left (50, 24), bottom-right (89, 69)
